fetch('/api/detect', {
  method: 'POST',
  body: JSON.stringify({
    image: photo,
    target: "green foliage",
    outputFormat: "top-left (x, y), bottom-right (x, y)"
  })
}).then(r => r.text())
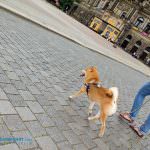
top-left (59, 0), bottom-right (80, 11)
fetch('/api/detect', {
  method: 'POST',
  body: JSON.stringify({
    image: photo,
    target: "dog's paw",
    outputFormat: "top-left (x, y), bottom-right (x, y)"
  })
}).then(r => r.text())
top-left (88, 109), bottom-right (92, 116)
top-left (88, 116), bottom-right (93, 121)
top-left (68, 96), bottom-right (73, 100)
top-left (98, 131), bottom-right (104, 138)
top-left (98, 132), bottom-right (104, 138)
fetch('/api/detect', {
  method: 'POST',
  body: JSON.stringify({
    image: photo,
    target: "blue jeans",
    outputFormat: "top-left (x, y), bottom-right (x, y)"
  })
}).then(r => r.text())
top-left (130, 82), bottom-right (150, 135)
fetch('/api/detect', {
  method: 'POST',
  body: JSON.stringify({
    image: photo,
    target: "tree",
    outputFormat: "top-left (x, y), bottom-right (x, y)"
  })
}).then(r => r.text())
top-left (59, 0), bottom-right (80, 12)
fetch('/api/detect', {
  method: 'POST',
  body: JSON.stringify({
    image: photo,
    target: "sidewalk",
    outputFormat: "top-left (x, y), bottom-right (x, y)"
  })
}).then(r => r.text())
top-left (0, 0), bottom-right (149, 76)
top-left (0, 7), bottom-right (149, 150)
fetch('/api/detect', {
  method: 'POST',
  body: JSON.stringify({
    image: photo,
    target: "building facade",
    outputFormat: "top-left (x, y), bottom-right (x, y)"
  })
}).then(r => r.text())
top-left (69, 0), bottom-right (150, 66)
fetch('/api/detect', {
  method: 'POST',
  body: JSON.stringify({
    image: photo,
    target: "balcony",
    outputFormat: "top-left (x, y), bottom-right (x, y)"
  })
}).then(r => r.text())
top-left (131, 27), bottom-right (150, 42)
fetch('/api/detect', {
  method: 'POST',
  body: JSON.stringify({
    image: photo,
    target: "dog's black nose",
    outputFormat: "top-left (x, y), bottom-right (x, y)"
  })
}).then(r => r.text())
top-left (80, 73), bottom-right (85, 77)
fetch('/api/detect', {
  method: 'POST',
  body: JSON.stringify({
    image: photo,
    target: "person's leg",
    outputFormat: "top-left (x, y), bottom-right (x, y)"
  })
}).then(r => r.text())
top-left (130, 82), bottom-right (150, 120)
top-left (140, 114), bottom-right (150, 135)
top-left (119, 82), bottom-right (150, 123)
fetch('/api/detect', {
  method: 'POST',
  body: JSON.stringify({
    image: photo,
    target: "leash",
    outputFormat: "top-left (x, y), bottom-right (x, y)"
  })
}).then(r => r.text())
top-left (117, 99), bottom-right (150, 129)
top-left (117, 99), bottom-right (150, 115)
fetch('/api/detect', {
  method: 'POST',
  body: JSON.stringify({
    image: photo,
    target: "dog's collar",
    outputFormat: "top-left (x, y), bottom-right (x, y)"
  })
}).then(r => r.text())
top-left (84, 83), bottom-right (90, 95)
top-left (84, 83), bottom-right (102, 95)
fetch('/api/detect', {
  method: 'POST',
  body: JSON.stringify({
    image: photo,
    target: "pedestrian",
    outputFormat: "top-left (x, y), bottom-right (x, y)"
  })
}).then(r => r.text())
top-left (120, 82), bottom-right (150, 137)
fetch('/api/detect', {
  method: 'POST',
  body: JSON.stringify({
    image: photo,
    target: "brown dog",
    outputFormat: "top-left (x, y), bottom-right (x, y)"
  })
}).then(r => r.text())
top-left (69, 66), bottom-right (119, 137)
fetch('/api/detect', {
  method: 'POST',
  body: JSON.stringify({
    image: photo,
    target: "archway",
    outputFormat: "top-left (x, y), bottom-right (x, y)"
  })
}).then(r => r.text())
top-left (130, 41), bottom-right (142, 54)
top-left (144, 23), bottom-right (150, 34)
top-left (134, 17), bottom-right (144, 27)
top-left (139, 47), bottom-right (150, 61)
top-left (121, 35), bottom-right (132, 49)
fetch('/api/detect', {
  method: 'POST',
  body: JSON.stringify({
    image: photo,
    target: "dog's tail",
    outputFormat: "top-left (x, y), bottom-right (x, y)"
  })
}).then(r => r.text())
top-left (109, 87), bottom-right (119, 103)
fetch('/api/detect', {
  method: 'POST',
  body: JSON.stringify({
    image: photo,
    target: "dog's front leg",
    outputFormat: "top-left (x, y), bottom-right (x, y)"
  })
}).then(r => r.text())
top-left (69, 86), bottom-right (85, 100)
top-left (88, 102), bottom-right (95, 116)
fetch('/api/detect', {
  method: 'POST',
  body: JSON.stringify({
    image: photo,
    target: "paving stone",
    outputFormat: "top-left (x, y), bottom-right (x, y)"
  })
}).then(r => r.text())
top-left (15, 107), bottom-right (36, 121)
top-left (27, 85), bottom-right (41, 95)
top-left (59, 111), bottom-right (74, 123)
top-left (57, 141), bottom-right (73, 150)
top-left (0, 124), bottom-right (12, 140)
top-left (22, 68), bottom-right (33, 75)
top-left (25, 121), bottom-right (47, 138)
top-left (0, 143), bottom-right (20, 150)
top-left (11, 80), bottom-right (27, 90)
top-left (55, 96), bottom-right (68, 106)
top-left (0, 57), bottom-right (7, 63)
top-left (6, 71), bottom-right (20, 80)
top-left (36, 136), bottom-right (58, 150)
top-left (0, 73), bottom-right (11, 83)
top-left (28, 75), bottom-right (40, 83)
top-left (20, 77), bottom-right (33, 86)
top-left (0, 87), bottom-right (8, 100)
top-left (80, 134), bottom-right (97, 149)
top-left (34, 82), bottom-right (47, 91)
top-left (0, 63), bottom-right (13, 71)
top-left (53, 85), bottom-right (64, 92)
top-left (26, 101), bottom-right (44, 113)
top-left (3, 84), bottom-right (18, 94)
top-left (0, 101), bottom-right (17, 114)
top-left (50, 101), bottom-right (64, 111)
top-left (73, 144), bottom-right (88, 150)
top-left (3, 115), bottom-right (26, 131)
top-left (43, 91), bottom-right (56, 101)
top-left (19, 90), bottom-right (35, 100)
top-left (68, 123), bottom-right (85, 135)
top-left (46, 127), bottom-right (66, 143)
top-left (93, 138), bottom-right (110, 150)
top-left (35, 113), bottom-right (55, 127)
top-left (53, 117), bottom-right (71, 131)
top-left (0, 9), bottom-right (149, 150)
top-left (72, 116), bottom-right (88, 127)
top-left (15, 69), bottom-right (26, 77)
top-left (40, 80), bottom-right (52, 88)
top-left (3, 55), bottom-right (15, 62)
top-left (7, 94), bottom-right (27, 107)
top-left (12, 130), bottom-right (37, 150)
top-left (34, 95), bottom-right (51, 106)
top-left (63, 130), bottom-right (81, 145)
top-left (43, 105), bottom-right (59, 117)
top-left (64, 106), bottom-right (78, 116)
top-left (0, 116), bottom-right (4, 124)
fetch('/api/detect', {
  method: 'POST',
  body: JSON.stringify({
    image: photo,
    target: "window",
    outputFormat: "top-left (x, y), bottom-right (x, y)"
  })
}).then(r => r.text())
top-left (93, 0), bottom-right (100, 7)
top-left (114, 31), bottom-right (118, 35)
top-left (134, 17), bottom-right (144, 27)
top-left (144, 23), bottom-right (150, 34)
top-left (120, 12), bottom-right (127, 19)
top-left (107, 27), bottom-right (113, 32)
top-left (126, 35), bottom-right (132, 40)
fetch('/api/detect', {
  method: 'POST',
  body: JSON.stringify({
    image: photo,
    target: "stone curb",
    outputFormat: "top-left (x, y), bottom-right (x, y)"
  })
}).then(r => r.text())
top-left (0, 4), bottom-right (149, 77)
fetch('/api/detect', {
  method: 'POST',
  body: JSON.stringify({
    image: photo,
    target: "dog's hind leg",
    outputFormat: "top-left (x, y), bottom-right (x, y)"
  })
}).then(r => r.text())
top-left (99, 113), bottom-right (107, 137)
top-left (69, 86), bottom-right (86, 100)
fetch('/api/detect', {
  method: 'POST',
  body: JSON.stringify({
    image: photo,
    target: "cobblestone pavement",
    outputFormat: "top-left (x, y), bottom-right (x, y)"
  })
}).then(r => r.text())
top-left (0, 0), bottom-right (150, 76)
top-left (0, 9), bottom-right (149, 150)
